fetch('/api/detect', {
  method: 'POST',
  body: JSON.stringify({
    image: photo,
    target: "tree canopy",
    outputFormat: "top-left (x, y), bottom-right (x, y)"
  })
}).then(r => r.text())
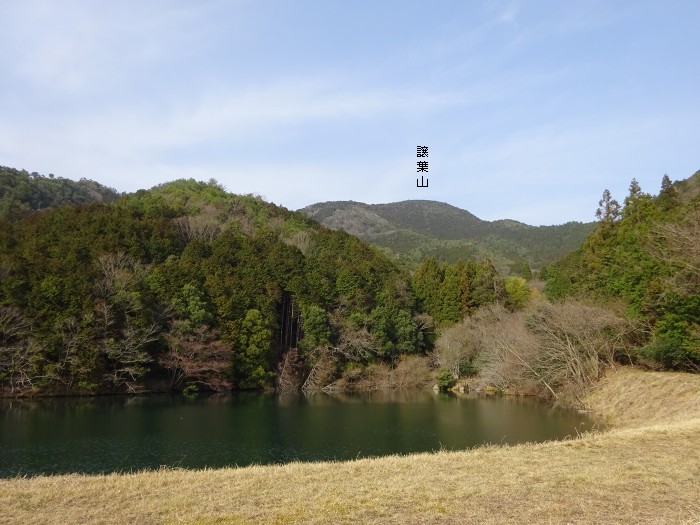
top-left (0, 166), bottom-right (118, 220)
top-left (0, 177), bottom-right (426, 395)
top-left (545, 171), bottom-right (700, 370)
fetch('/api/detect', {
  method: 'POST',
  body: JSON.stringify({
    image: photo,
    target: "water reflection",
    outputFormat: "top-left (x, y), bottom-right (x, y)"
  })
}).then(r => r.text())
top-left (0, 391), bottom-right (594, 477)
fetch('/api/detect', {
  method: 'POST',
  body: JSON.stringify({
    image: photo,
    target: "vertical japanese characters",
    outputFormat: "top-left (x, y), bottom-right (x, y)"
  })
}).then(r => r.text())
top-left (417, 145), bottom-right (429, 188)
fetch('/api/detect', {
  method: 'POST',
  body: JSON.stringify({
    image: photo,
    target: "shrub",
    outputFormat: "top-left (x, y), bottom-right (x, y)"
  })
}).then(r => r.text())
top-left (432, 316), bottom-right (480, 379)
top-left (504, 276), bottom-right (531, 310)
top-left (457, 301), bottom-right (630, 407)
top-left (435, 369), bottom-right (456, 391)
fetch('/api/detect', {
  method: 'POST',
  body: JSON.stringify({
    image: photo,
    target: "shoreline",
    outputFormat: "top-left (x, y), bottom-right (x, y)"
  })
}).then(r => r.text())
top-left (1, 366), bottom-right (698, 524)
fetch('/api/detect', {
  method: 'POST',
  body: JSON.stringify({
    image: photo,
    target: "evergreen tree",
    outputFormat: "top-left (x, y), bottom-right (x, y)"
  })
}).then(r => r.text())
top-left (545, 172), bottom-right (700, 371)
top-left (657, 174), bottom-right (678, 210)
top-left (622, 178), bottom-right (656, 225)
top-left (464, 260), bottom-right (501, 312)
top-left (234, 309), bottom-right (273, 389)
top-left (412, 256), bottom-right (443, 315)
top-left (299, 305), bottom-right (330, 352)
top-left (438, 265), bottom-right (462, 324)
top-left (595, 189), bottom-right (621, 223)
top-left (0, 173), bottom-right (426, 395)
top-left (455, 260), bottom-right (471, 317)
top-left (370, 305), bottom-right (422, 359)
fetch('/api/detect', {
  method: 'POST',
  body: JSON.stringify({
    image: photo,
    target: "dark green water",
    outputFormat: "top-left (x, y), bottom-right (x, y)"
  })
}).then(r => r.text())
top-left (0, 390), bottom-right (593, 477)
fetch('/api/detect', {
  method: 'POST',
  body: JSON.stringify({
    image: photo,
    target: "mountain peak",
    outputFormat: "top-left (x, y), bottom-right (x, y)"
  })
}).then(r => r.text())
top-left (299, 199), bottom-right (594, 271)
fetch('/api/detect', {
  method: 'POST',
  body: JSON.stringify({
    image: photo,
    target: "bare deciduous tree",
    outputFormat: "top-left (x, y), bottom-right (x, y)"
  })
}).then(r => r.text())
top-left (161, 322), bottom-right (233, 391)
top-left (103, 323), bottom-right (158, 392)
top-left (648, 208), bottom-right (700, 291)
top-left (390, 355), bottom-right (432, 389)
top-left (301, 348), bottom-right (336, 391)
top-left (277, 348), bottom-right (304, 392)
top-left (0, 307), bottom-right (36, 394)
top-left (459, 301), bottom-right (630, 406)
top-left (0, 260), bottom-right (11, 282)
top-left (525, 302), bottom-right (628, 403)
top-left (173, 216), bottom-right (220, 243)
top-left (432, 317), bottom-right (478, 378)
top-left (328, 308), bottom-right (379, 362)
top-left (281, 230), bottom-right (312, 255)
top-left (331, 326), bottom-right (379, 361)
top-left (476, 305), bottom-right (543, 396)
top-left (0, 306), bottom-right (28, 343)
top-left (96, 252), bottom-right (143, 297)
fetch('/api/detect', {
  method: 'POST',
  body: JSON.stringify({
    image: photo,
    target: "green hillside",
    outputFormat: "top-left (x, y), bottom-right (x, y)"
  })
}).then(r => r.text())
top-left (301, 200), bottom-right (593, 273)
top-left (0, 166), bottom-right (119, 219)
top-left (544, 171), bottom-right (700, 370)
top-left (0, 178), bottom-right (427, 395)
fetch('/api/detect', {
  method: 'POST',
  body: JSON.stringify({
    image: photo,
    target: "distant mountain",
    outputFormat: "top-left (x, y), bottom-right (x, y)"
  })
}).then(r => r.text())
top-left (300, 200), bottom-right (594, 273)
top-left (0, 166), bottom-right (119, 219)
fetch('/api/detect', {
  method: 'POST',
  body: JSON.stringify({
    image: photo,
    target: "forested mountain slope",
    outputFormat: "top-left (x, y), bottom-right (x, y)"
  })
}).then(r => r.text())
top-left (545, 171), bottom-right (700, 370)
top-left (300, 200), bottom-right (593, 273)
top-left (0, 178), bottom-right (426, 395)
top-left (0, 166), bottom-right (119, 219)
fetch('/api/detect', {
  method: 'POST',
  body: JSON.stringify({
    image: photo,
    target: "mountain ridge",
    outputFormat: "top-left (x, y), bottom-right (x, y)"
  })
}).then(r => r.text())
top-left (300, 199), bottom-right (594, 272)
top-left (0, 166), bottom-right (119, 219)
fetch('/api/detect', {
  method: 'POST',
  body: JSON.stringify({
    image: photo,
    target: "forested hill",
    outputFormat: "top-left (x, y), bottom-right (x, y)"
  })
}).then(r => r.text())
top-left (0, 166), bottom-right (119, 219)
top-left (0, 178), bottom-right (426, 396)
top-left (300, 200), bottom-right (593, 273)
top-left (544, 170), bottom-right (700, 370)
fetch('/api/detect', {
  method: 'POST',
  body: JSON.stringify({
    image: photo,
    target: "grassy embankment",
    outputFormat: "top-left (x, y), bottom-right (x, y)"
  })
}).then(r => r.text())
top-left (1, 367), bottom-right (699, 525)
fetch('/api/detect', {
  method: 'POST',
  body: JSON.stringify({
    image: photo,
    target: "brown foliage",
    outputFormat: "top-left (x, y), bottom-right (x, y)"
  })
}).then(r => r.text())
top-left (0, 306), bottom-right (36, 394)
top-left (648, 208), bottom-right (700, 291)
top-left (432, 316), bottom-right (480, 378)
top-left (327, 355), bottom-right (432, 391)
top-left (329, 309), bottom-right (379, 361)
top-left (173, 214), bottom-right (220, 243)
top-left (472, 304), bottom-right (542, 396)
top-left (301, 349), bottom-right (336, 392)
top-left (438, 301), bottom-right (632, 406)
top-left (161, 321), bottom-right (233, 391)
top-left (277, 348), bottom-right (304, 393)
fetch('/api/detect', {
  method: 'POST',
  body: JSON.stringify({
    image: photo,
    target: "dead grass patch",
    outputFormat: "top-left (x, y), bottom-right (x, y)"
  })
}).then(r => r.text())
top-left (584, 365), bottom-right (700, 427)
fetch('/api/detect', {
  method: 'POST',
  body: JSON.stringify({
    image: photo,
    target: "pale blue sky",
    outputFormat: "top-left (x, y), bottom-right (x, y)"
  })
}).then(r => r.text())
top-left (1, 1), bottom-right (698, 225)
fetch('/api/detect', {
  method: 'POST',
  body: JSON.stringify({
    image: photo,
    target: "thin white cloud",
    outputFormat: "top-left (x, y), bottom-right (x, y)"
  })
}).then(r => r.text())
top-left (497, 2), bottom-right (520, 25)
top-left (454, 113), bottom-right (668, 184)
top-left (0, 1), bottom-right (214, 94)
top-left (1, 75), bottom-right (505, 162)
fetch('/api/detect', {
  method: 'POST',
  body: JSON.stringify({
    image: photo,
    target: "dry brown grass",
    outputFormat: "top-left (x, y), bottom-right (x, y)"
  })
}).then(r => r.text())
top-left (585, 365), bottom-right (700, 428)
top-left (1, 367), bottom-right (698, 525)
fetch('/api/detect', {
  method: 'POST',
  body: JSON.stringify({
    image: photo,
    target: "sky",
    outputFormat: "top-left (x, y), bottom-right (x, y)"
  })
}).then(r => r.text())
top-left (1, 1), bottom-right (698, 225)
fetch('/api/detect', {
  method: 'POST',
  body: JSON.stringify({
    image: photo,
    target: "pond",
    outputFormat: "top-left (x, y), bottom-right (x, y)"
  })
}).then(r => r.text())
top-left (0, 390), bottom-right (594, 477)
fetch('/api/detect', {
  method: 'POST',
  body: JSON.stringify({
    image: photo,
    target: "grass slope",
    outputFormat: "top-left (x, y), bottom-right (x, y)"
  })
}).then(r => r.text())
top-left (1, 367), bottom-right (699, 525)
